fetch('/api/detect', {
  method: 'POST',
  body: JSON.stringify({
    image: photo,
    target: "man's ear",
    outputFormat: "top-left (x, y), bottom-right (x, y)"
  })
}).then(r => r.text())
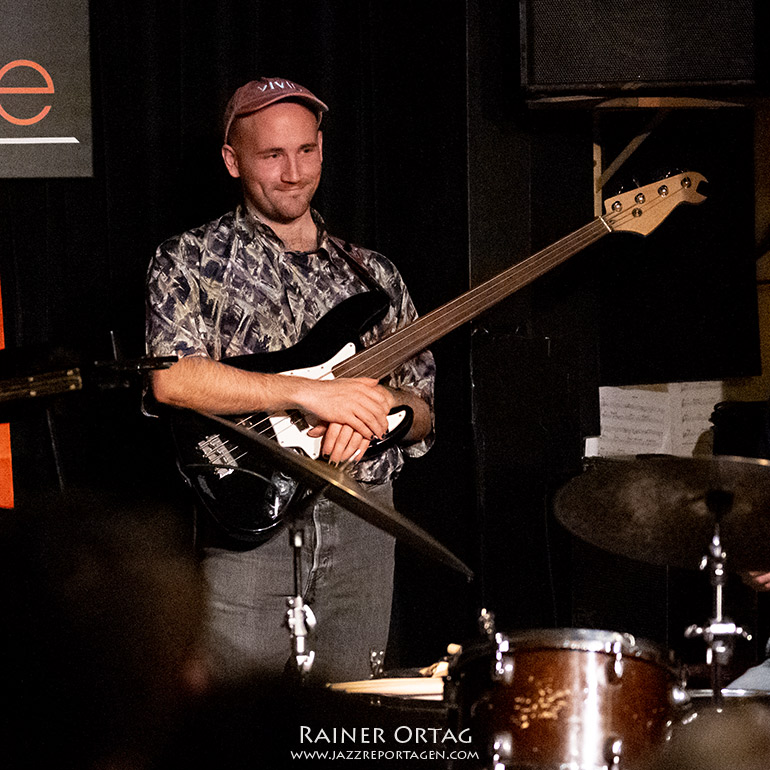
top-left (318, 130), bottom-right (323, 163)
top-left (221, 144), bottom-right (241, 179)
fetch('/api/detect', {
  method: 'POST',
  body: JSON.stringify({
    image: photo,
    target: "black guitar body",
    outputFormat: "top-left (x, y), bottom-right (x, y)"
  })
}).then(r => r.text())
top-left (169, 290), bottom-right (411, 543)
top-left (224, 290), bottom-right (388, 376)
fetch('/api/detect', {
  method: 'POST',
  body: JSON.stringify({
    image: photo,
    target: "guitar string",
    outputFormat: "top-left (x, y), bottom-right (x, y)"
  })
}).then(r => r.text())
top-left (225, 184), bottom-right (691, 451)
top-left (336, 220), bottom-right (609, 379)
top-left (250, 187), bottom-right (683, 449)
top-left (337, 186), bottom-right (687, 380)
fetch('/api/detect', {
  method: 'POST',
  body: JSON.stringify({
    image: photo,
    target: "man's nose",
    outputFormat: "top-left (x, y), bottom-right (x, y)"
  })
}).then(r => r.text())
top-left (281, 155), bottom-right (301, 182)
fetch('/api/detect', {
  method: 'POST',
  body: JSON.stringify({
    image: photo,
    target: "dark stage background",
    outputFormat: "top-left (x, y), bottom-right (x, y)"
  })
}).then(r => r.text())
top-left (0, 0), bottom-right (765, 676)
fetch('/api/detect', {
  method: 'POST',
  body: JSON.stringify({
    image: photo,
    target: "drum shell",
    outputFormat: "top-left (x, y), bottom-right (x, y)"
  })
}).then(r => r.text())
top-left (445, 629), bottom-right (679, 769)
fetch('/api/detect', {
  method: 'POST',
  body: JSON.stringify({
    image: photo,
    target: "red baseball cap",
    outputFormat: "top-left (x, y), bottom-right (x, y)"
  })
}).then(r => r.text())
top-left (222, 77), bottom-right (328, 143)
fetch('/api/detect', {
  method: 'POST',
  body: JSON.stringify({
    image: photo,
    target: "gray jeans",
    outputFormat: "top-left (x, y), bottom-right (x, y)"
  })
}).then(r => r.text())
top-left (201, 482), bottom-right (395, 684)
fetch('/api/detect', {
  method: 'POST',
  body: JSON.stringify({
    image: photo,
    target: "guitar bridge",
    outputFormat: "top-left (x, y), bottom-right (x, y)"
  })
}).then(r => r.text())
top-left (197, 434), bottom-right (240, 478)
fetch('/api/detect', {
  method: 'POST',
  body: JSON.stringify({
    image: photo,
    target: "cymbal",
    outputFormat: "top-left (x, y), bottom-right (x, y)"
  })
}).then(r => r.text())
top-left (554, 454), bottom-right (770, 571)
top-left (202, 412), bottom-right (473, 579)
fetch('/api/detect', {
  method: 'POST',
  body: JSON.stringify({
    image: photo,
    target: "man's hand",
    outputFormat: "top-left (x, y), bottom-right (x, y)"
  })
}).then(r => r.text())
top-left (302, 380), bottom-right (396, 464)
top-left (294, 377), bottom-right (394, 444)
top-left (307, 423), bottom-right (373, 465)
top-left (739, 570), bottom-right (770, 591)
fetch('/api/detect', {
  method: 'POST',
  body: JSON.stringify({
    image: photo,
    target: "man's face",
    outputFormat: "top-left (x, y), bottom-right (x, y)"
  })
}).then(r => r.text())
top-left (222, 101), bottom-right (323, 227)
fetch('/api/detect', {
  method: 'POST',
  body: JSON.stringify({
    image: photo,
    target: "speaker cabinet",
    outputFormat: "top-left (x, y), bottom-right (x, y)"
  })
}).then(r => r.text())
top-left (520, 0), bottom-right (756, 94)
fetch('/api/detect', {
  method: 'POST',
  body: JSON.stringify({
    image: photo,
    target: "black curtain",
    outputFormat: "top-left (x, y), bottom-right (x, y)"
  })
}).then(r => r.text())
top-left (0, 0), bottom-right (477, 668)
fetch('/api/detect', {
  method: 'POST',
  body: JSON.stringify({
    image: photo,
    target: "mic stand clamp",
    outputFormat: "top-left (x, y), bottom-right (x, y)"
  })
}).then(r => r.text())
top-left (286, 587), bottom-right (317, 678)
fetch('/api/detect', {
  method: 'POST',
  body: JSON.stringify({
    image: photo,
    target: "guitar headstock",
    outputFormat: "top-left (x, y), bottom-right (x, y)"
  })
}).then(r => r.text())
top-left (603, 171), bottom-right (707, 236)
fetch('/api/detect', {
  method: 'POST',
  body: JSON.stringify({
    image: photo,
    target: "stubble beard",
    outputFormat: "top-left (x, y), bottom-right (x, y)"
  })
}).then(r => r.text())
top-left (263, 181), bottom-right (318, 225)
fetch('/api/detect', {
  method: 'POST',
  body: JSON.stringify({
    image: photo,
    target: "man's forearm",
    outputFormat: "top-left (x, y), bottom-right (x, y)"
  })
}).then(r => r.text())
top-left (383, 386), bottom-right (432, 443)
top-left (151, 356), bottom-right (300, 415)
top-left (151, 355), bottom-right (394, 442)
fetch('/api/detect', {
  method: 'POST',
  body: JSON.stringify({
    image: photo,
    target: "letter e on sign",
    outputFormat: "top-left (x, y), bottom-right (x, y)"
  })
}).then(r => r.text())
top-left (0, 59), bottom-right (54, 125)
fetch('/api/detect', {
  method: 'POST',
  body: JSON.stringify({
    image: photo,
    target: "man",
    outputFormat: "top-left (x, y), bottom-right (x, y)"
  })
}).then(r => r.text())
top-left (145, 77), bottom-right (435, 683)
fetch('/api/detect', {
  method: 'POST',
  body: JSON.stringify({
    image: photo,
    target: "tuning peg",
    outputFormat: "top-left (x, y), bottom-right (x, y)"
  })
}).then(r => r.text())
top-left (478, 608), bottom-right (496, 640)
top-left (608, 175), bottom-right (645, 199)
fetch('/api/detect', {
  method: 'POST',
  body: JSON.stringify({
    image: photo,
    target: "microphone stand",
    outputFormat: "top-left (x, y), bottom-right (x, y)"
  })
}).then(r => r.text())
top-left (283, 481), bottom-right (327, 681)
top-left (282, 452), bottom-right (360, 680)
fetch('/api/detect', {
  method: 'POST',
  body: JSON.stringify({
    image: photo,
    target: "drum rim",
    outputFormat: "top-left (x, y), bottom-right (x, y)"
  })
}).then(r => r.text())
top-left (686, 688), bottom-right (770, 699)
top-left (506, 627), bottom-right (663, 654)
top-left (454, 628), bottom-right (672, 667)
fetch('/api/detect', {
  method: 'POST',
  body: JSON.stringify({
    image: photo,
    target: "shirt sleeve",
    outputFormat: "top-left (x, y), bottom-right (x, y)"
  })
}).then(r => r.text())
top-left (145, 235), bottom-right (210, 359)
top-left (359, 249), bottom-right (436, 460)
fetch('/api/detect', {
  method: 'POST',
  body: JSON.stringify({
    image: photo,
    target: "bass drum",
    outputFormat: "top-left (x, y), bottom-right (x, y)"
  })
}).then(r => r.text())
top-left (444, 629), bottom-right (682, 769)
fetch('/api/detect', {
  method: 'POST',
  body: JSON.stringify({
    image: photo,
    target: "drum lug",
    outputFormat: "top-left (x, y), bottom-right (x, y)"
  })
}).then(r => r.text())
top-left (493, 634), bottom-right (515, 685)
top-left (603, 735), bottom-right (623, 766)
top-left (494, 653), bottom-right (515, 685)
top-left (606, 649), bottom-right (624, 683)
top-left (490, 731), bottom-right (513, 767)
top-left (670, 683), bottom-right (690, 709)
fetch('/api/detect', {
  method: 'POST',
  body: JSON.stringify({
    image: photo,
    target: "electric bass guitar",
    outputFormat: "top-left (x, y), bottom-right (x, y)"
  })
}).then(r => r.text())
top-left (170, 171), bottom-right (707, 541)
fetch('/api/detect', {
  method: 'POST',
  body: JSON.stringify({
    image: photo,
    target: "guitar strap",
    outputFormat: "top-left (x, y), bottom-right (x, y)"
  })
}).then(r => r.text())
top-left (327, 236), bottom-right (389, 299)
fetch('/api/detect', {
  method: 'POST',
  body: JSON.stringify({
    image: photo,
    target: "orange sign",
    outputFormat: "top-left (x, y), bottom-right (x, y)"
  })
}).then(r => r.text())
top-left (0, 278), bottom-right (12, 508)
top-left (0, 0), bottom-right (91, 177)
top-left (0, 59), bottom-right (54, 125)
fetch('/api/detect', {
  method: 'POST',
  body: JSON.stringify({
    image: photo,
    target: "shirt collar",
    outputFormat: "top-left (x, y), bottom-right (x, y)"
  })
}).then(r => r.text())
top-left (234, 205), bottom-right (330, 255)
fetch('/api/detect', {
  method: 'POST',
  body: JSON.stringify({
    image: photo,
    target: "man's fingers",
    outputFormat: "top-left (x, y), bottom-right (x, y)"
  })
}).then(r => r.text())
top-left (321, 423), bottom-right (343, 457)
top-left (307, 424), bottom-right (328, 438)
top-left (322, 424), bottom-right (371, 464)
top-left (352, 405), bottom-right (389, 440)
top-left (328, 425), bottom-right (356, 464)
top-left (340, 435), bottom-right (371, 464)
top-left (740, 570), bottom-right (770, 591)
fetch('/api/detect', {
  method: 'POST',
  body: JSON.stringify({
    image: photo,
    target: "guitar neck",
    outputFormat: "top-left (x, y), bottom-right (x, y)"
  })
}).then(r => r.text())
top-left (333, 217), bottom-right (609, 380)
top-left (0, 368), bottom-right (83, 403)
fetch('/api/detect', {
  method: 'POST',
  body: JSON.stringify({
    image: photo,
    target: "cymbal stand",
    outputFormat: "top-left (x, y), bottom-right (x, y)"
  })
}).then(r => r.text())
top-left (684, 490), bottom-right (751, 708)
top-left (283, 482), bottom-right (327, 680)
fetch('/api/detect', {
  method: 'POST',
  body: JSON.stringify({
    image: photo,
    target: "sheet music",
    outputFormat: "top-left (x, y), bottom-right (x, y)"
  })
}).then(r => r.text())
top-left (584, 381), bottom-right (723, 458)
top-left (673, 381), bottom-right (725, 456)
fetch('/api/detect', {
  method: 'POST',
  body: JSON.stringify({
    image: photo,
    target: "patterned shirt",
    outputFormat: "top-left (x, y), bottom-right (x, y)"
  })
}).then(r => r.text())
top-left (146, 205), bottom-right (435, 484)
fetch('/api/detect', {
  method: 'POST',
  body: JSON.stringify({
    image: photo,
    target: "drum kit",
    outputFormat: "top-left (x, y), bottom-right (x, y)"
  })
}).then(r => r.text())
top-left (213, 413), bottom-right (770, 769)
